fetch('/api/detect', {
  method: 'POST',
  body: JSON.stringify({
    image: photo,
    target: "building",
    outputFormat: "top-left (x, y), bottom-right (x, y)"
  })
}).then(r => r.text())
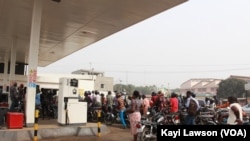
top-left (227, 75), bottom-right (250, 83)
top-left (180, 75), bottom-right (250, 98)
top-left (72, 69), bottom-right (114, 92)
top-left (0, 69), bottom-right (114, 94)
top-left (180, 78), bottom-right (222, 96)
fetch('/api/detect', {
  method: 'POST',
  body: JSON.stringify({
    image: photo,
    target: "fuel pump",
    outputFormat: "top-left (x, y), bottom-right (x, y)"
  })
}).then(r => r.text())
top-left (57, 78), bottom-right (87, 125)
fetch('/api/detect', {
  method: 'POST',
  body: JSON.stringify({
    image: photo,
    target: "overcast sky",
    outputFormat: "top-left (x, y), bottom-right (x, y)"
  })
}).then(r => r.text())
top-left (37, 0), bottom-right (250, 89)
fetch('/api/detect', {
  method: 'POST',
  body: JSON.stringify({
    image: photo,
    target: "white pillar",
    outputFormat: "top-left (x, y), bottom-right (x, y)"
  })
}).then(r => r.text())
top-left (9, 39), bottom-right (17, 108)
top-left (3, 51), bottom-right (9, 93)
top-left (25, 0), bottom-right (42, 126)
top-left (9, 39), bottom-right (16, 82)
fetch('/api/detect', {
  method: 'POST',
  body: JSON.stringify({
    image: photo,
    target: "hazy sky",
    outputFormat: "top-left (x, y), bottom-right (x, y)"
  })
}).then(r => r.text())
top-left (37, 0), bottom-right (250, 89)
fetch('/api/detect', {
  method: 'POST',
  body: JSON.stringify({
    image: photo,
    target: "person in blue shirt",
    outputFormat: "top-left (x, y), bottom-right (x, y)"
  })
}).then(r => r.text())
top-left (35, 88), bottom-right (41, 107)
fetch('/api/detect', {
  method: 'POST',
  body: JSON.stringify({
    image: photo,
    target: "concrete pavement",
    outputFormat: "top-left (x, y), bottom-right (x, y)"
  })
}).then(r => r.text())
top-left (0, 119), bottom-right (110, 141)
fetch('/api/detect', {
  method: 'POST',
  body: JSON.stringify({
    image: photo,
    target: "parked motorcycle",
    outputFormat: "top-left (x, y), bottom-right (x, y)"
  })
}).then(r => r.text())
top-left (163, 112), bottom-right (181, 125)
top-left (147, 106), bottom-right (157, 118)
top-left (213, 108), bottom-right (250, 125)
top-left (87, 106), bottom-right (105, 122)
top-left (213, 108), bottom-right (229, 125)
top-left (137, 111), bottom-right (165, 141)
top-left (14, 100), bottom-right (25, 113)
top-left (196, 113), bottom-right (216, 125)
top-left (137, 120), bottom-right (158, 141)
top-left (178, 107), bottom-right (188, 124)
top-left (104, 106), bottom-right (130, 127)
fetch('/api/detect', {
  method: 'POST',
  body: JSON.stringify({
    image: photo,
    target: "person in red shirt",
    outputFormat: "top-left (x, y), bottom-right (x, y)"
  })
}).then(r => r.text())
top-left (169, 92), bottom-right (179, 113)
top-left (150, 91), bottom-right (158, 107)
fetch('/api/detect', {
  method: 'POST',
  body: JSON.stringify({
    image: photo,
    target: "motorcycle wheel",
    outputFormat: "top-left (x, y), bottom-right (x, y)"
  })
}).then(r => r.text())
top-left (100, 111), bottom-right (106, 122)
top-left (104, 113), bottom-right (114, 126)
top-left (141, 127), bottom-right (156, 141)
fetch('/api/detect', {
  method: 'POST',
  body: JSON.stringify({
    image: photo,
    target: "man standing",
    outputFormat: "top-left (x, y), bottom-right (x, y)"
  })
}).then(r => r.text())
top-left (184, 91), bottom-right (199, 125)
top-left (106, 91), bottom-right (114, 112)
top-left (94, 90), bottom-right (101, 107)
top-left (227, 96), bottom-right (243, 125)
top-left (9, 81), bottom-right (18, 112)
top-left (40, 88), bottom-right (49, 119)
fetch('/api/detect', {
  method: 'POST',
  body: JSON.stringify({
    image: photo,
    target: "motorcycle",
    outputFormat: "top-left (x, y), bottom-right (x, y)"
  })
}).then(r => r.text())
top-left (179, 107), bottom-right (188, 125)
top-left (213, 108), bottom-right (250, 125)
top-left (14, 100), bottom-right (25, 113)
top-left (104, 106), bottom-right (130, 127)
top-left (147, 106), bottom-right (157, 118)
top-left (87, 106), bottom-right (105, 122)
top-left (137, 120), bottom-right (157, 141)
top-left (163, 112), bottom-right (181, 125)
top-left (137, 112), bottom-right (165, 141)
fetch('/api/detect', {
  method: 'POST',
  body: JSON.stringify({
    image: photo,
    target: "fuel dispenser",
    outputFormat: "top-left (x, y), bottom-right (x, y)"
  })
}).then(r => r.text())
top-left (57, 78), bottom-right (87, 125)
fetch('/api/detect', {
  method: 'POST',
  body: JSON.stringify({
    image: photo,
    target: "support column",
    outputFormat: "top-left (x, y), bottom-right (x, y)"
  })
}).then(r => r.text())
top-left (9, 39), bottom-right (16, 82)
top-left (3, 51), bottom-right (9, 93)
top-left (9, 39), bottom-right (17, 109)
top-left (26, 0), bottom-right (42, 127)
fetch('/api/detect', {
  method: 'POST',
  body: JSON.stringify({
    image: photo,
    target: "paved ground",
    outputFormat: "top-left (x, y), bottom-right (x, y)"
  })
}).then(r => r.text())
top-left (0, 118), bottom-right (133, 141)
top-left (0, 118), bottom-right (111, 141)
top-left (40, 123), bottom-right (133, 141)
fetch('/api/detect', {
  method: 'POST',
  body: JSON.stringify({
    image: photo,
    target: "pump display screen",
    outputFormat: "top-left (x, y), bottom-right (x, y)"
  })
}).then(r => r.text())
top-left (70, 79), bottom-right (78, 87)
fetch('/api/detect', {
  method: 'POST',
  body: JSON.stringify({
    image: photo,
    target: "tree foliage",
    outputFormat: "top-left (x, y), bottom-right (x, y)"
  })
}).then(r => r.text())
top-left (217, 78), bottom-right (246, 99)
top-left (113, 84), bottom-right (158, 95)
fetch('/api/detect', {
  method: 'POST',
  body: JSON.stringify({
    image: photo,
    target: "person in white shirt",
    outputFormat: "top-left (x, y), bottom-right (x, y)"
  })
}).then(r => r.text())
top-left (184, 91), bottom-right (200, 125)
top-left (94, 90), bottom-right (101, 107)
top-left (227, 96), bottom-right (243, 125)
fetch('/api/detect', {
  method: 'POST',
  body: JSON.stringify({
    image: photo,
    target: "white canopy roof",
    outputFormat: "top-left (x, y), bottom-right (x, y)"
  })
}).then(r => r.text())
top-left (0, 0), bottom-right (187, 67)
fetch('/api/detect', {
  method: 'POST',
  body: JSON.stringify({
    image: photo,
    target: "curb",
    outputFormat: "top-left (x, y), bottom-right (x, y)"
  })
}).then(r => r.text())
top-left (0, 124), bottom-right (110, 141)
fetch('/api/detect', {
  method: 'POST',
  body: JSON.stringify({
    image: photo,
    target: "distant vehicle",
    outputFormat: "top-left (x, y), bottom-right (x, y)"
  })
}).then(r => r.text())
top-left (242, 104), bottom-right (250, 116)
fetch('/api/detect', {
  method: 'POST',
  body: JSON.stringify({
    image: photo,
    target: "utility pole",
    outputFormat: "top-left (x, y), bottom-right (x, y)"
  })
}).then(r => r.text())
top-left (126, 71), bottom-right (128, 85)
top-left (120, 79), bottom-right (122, 92)
top-left (89, 62), bottom-right (94, 80)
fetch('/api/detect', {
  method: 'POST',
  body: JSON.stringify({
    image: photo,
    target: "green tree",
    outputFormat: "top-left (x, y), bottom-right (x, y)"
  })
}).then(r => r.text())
top-left (217, 78), bottom-right (246, 99)
top-left (113, 84), bottom-right (158, 96)
top-left (125, 84), bottom-right (136, 95)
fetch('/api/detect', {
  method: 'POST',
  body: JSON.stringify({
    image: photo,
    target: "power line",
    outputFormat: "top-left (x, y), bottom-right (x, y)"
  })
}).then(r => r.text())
top-left (104, 67), bottom-right (250, 74)
top-left (81, 62), bottom-right (250, 67)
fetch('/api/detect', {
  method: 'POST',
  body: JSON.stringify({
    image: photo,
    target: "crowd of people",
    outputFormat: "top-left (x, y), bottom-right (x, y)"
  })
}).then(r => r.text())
top-left (81, 89), bottom-right (247, 141)
top-left (0, 81), bottom-right (26, 129)
top-left (2, 81), bottom-right (247, 139)
top-left (35, 87), bottom-right (58, 119)
top-left (9, 81), bottom-right (26, 112)
top-left (8, 81), bottom-right (58, 120)
top-left (82, 90), bottom-right (147, 141)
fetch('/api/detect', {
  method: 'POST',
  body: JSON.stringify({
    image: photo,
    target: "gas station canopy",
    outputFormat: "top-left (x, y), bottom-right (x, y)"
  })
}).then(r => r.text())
top-left (0, 0), bottom-right (187, 67)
